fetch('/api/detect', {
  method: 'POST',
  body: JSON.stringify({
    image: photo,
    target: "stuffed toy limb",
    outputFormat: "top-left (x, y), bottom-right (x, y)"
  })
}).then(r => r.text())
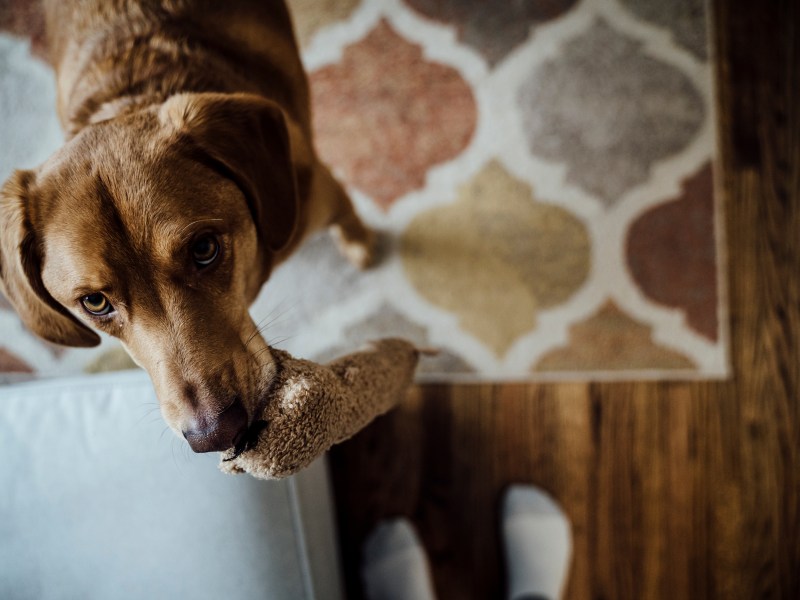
top-left (219, 338), bottom-right (420, 480)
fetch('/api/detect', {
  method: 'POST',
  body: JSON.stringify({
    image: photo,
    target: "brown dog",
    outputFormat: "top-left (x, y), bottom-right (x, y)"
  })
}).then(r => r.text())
top-left (0, 0), bottom-right (375, 452)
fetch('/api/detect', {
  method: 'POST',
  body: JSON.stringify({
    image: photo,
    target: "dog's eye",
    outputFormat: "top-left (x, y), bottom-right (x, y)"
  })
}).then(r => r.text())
top-left (81, 293), bottom-right (113, 316)
top-left (191, 234), bottom-right (220, 267)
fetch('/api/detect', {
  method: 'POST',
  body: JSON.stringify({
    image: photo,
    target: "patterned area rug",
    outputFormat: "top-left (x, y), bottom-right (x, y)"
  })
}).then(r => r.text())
top-left (0, 0), bottom-right (727, 383)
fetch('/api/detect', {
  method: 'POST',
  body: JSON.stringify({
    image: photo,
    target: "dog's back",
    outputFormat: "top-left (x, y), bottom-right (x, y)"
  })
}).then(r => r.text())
top-left (44, 0), bottom-right (311, 137)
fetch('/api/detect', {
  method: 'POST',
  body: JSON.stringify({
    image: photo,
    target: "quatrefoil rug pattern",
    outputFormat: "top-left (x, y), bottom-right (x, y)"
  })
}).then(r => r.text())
top-left (0, 0), bottom-right (727, 383)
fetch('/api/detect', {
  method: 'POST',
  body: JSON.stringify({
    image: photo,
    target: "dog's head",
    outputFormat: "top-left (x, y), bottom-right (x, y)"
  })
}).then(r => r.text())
top-left (0, 93), bottom-right (298, 452)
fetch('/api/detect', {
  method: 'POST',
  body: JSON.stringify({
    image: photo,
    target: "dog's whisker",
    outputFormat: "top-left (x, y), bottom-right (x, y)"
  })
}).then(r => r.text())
top-left (248, 343), bottom-right (285, 383)
top-left (245, 302), bottom-right (295, 345)
top-left (177, 217), bottom-right (224, 235)
top-left (170, 437), bottom-right (181, 472)
top-left (244, 328), bottom-right (268, 350)
top-left (244, 315), bottom-right (274, 347)
top-left (134, 406), bottom-right (162, 426)
top-left (246, 351), bottom-right (274, 385)
top-left (137, 414), bottom-right (163, 428)
top-left (256, 314), bottom-right (293, 341)
top-left (251, 345), bottom-right (274, 358)
top-left (268, 334), bottom-right (294, 348)
top-left (171, 437), bottom-right (190, 469)
top-left (245, 306), bottom-right (293, 348)
top-left (262, 303), bottom-right (295, 328)
top-left (136, 405), bottom-right (161, 416)
top-left (249, 304), bottom-right (285, 333)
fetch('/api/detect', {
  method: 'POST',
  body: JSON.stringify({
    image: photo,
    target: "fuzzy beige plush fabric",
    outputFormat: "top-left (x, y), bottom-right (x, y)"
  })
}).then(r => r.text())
top-left (219, 338), bottom-right (419, 479)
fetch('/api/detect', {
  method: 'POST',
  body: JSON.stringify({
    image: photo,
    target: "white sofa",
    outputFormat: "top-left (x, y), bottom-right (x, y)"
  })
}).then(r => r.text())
top-left (0, 370), bottom-right (344, 600)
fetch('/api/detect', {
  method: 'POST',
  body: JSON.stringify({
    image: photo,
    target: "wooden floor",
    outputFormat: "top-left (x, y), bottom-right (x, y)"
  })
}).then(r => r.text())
top-left (329, 1), bottom-right (800, 598)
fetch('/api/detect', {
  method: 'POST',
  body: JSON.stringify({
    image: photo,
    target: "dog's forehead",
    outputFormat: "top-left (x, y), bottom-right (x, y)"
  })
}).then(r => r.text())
top-left (38, 161), bottom-right (242, 303)
top-left (35, 119), bottom-right (255, 298)
top-left (40, 132), bottom-right (243, 240)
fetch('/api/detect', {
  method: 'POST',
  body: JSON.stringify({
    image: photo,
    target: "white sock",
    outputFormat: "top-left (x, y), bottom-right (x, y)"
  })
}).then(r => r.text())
top-left (502, 485), bottom-right (572, 600)
top-left (361, 518), bottom-right (437, 600)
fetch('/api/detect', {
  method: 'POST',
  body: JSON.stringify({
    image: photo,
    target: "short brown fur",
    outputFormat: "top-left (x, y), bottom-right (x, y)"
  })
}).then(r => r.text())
top-left (0, 0), bottom-right (374, 448)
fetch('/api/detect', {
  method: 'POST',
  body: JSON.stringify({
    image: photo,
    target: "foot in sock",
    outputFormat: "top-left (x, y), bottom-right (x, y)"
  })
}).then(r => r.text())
top-left (361, 518), bottom-right (437, 600)
top-left (502, 485), bottom-right (572, 600)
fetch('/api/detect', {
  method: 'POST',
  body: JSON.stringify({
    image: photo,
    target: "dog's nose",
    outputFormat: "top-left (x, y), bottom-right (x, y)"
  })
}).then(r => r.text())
top-left (183, 399), bottom-right (248, 453)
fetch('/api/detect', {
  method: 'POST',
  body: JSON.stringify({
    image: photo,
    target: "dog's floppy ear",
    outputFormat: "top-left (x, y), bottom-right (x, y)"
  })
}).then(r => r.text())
top-left (160, 92), bottom-right (299, 254)
top-left (0, 170), bottom-right (100, 347)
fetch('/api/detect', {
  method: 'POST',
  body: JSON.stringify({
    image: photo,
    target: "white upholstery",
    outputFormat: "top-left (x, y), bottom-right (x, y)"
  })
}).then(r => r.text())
top-left (0, 371), bottom-right (344, 600)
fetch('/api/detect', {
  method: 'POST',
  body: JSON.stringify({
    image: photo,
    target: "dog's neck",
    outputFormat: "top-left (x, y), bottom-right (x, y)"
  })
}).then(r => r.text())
top-left (83, 93), bottom-right (159, 127)
top-left (58, 26), bottom-right (257, 137)
top-left (52, 7), bottom-right (308, 139)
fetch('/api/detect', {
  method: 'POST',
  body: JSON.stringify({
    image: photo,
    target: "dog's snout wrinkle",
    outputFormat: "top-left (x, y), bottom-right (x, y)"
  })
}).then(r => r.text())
top-left (182, 397), bottom-right (248, 453)
top-left (182, 382), bottom-right (200, 408)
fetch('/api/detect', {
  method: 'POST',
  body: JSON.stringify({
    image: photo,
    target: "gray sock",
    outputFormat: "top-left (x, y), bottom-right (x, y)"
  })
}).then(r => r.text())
top-left (502, 485), bottom-right (572, 600)
top-left (361, 518), bottom-right (437, 600)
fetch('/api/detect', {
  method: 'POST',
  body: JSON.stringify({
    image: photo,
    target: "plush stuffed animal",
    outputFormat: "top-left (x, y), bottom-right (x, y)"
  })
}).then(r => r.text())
top-left (219, 338), bottom-right (420, 479)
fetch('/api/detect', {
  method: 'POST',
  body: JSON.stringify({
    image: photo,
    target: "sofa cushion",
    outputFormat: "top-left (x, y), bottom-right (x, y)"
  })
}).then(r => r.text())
top-left (0, 371), bottom-right (343, 600)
